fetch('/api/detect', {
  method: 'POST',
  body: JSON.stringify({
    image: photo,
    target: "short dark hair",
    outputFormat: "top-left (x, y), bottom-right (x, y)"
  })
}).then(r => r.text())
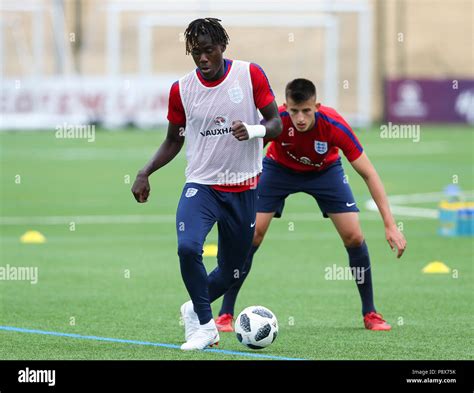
top-left (184, 18), bottom-right (230, 54)
top-left (285, 78), bottom-right (317, 103)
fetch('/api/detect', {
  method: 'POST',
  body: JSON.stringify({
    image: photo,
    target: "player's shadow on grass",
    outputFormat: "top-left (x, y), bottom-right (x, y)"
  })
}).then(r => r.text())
top-left (307, 326), bottom-right (366, 334)
top-left (335, 327), bottom-right (370, 332)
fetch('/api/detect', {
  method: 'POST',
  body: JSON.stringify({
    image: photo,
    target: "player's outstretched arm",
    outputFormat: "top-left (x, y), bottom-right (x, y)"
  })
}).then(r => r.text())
top-left (231, 100), bottom-right (282, 141)
top-left (350, 152), bottom-right (407, 258)
top-left (131, 122), bottom-right (185, 203)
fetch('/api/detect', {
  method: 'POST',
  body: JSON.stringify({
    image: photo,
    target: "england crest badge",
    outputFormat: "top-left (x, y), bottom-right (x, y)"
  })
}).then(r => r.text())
top-left (314, 140), bottom-right (328, 154)
top-left (185, 188), bottom-right (198, 198)
top-left (228, 81), bottom-right (244, 104)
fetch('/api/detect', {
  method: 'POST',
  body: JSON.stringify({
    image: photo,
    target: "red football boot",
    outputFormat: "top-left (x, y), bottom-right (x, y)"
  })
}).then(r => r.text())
top-left (215, 313), bottom-right (234, 332)
top-left (364, 312), bottom-right (391, 331)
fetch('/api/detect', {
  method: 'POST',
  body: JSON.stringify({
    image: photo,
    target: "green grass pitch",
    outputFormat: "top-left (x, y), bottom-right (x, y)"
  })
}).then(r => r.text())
top-left (0, 126), bottom-right (472, 360)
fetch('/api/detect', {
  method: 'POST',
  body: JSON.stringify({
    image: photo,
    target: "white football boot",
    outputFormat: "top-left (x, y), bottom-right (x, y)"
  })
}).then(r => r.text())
top-left (180, 300), bottom-right (200, 341)
top-left (180, 320), bottom-right (220, 351)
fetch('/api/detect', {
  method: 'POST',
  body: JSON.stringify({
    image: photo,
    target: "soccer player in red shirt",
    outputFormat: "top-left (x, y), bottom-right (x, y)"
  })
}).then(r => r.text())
top-left (216, 78), bottom-right (407, 332)
top-left (131, 18), bottom-right (282, 350)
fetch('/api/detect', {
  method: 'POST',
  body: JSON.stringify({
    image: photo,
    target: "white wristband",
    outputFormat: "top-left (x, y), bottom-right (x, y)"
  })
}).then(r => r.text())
top-left (243, 122), bottom-right (266, 139)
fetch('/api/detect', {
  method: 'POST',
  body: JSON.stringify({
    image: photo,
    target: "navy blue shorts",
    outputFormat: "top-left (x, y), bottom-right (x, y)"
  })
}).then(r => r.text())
top-left (257, 157), bottom-right (359, 218)
top-left (176, 183), bottom-right (257, 256)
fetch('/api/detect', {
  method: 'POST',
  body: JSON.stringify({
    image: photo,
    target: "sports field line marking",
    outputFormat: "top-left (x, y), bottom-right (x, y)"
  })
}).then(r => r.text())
top-left (0, 211), bottom-right (432, 226)
top-left (0, 326), bottom-right (304, 361)
top-left (0, 214), bottom-right (176, 225)
top-left (365, 190), bottom-right (474, 219)
top-left (4, 191), bottom-right (470, 226)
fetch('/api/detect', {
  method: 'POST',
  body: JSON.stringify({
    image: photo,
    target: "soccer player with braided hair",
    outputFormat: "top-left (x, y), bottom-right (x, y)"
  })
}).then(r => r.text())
top-left (132, 18), bottom-right (282, 350)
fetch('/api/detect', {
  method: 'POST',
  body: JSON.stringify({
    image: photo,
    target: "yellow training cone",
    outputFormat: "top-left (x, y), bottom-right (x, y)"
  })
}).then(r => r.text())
top-left (20, 230), bottom-right (46, 244)
top-left (203, 244), bottom-right (218, 257)
top-left (422, 261), bottom-right (450, 274)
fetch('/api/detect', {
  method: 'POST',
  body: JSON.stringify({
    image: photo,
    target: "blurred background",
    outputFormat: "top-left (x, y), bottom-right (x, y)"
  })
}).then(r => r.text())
top-left (1, 0), bottom-right (472, 129)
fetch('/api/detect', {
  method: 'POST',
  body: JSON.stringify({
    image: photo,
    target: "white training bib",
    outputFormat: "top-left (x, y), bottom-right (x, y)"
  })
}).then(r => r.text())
top-left (179, 60), bottom-right (263, 185)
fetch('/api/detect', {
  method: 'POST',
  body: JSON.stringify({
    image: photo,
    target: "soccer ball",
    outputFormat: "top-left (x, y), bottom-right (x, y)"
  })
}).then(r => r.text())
top-left (234, 306), bottom-right (278, 349)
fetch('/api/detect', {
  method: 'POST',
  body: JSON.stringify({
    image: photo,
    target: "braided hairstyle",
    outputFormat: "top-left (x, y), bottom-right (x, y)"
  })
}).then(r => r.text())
top-left (184, 18), bottom-right (229, 54)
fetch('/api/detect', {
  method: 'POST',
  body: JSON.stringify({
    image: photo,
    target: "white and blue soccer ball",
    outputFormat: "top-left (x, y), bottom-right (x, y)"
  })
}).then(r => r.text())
top-left (235, 306), bottom-right (278, 349)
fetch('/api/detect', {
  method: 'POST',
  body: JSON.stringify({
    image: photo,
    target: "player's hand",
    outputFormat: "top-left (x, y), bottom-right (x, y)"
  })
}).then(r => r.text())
top-left (131, 172), bottom-right (151, 203)
top-left (385, 225), bottom-right (406, 258)
top-left (231, 120), bottom-right (249, 141)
